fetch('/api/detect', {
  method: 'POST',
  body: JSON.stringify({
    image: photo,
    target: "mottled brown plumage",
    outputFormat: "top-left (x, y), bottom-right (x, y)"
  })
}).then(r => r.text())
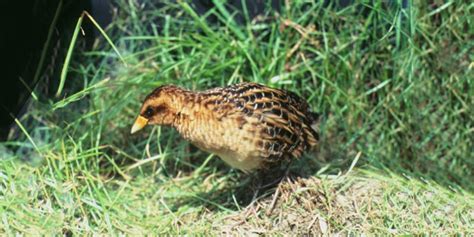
top-left (131, 82), bottom-right (318, 172)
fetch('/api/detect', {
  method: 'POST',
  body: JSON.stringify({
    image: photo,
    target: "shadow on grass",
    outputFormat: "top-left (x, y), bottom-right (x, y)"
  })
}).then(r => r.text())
top-left (153, 129), bottom-right (473, 213)
top-left (162, 152), bottom-right (328, 212)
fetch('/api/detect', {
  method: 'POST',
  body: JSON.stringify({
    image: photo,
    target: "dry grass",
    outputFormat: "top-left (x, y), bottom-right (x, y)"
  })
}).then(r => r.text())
top-left (217, 171), bottom-right (474, 235)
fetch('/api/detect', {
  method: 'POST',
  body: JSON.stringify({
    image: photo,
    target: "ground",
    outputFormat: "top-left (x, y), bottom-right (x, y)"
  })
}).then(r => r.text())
top-left (1, 0), bottom-right (473, 235)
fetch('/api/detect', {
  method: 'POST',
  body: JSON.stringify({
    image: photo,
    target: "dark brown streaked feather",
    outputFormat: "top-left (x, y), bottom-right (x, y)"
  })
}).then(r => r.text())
top-left (133, 82), bottom-right (319, 172)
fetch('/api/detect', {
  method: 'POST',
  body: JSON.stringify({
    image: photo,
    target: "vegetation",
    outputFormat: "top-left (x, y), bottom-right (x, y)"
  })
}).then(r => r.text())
top-left (1, 0), bottom-right (473, 235)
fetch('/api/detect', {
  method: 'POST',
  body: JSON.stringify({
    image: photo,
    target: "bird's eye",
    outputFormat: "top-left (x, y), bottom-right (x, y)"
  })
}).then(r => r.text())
top-left (144, 107), bottom-right (154, 117)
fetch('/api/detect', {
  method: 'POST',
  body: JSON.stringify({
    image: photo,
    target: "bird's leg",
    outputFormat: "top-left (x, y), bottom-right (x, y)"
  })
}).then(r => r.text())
top-left (245, 162), bottom-right (291, 215)
top-left (282, 161), bottom-right (291, 180)
top-left (263, 162), bottom-right (292, 215)
top-left (260, 161), bottom-right (291, 189)
top-left (251, 174), bottom-right (262, 203)
top-left (243, 173), bottom-right (263, 218)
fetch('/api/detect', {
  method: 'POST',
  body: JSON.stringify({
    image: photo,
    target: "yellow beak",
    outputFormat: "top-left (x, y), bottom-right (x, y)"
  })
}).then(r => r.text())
top-left (131, 115), bottom-right (149, 134)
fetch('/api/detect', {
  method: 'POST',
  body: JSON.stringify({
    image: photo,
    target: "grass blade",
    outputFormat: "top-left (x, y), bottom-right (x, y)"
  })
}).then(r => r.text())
top-left (56, 12), bottom-right (83, 97)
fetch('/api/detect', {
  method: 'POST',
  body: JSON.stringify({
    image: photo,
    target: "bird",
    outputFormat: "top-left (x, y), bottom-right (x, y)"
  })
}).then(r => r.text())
top-left (131, 82), bottom-right (318, 173)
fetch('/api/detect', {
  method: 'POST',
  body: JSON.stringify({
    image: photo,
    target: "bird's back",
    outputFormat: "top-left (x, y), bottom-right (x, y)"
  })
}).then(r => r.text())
top-left (183, 82), bottom-right (318, 171)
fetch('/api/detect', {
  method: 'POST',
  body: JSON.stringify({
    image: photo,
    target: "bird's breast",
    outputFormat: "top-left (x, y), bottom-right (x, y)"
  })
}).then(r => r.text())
top-left (175, 111), bottom-right (264, 172)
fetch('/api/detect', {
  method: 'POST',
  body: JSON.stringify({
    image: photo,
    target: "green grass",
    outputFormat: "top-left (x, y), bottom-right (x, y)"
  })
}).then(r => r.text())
top-left (1, 0), bottom-right (473, 235)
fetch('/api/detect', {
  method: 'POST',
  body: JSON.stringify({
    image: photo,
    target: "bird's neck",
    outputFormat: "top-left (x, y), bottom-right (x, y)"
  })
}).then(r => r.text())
top-left (170, 89), bottom-right (201, 118)
top-left (171, 91), bottom-right (217, 146)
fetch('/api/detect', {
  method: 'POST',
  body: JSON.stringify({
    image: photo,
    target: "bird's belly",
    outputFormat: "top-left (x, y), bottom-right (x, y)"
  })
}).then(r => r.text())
top-left (182, 115), bottom-right (265, 172)
top-left (192, 141), bottom-right (262, 172)
top-left (215, 150), bottom-right (262, 173)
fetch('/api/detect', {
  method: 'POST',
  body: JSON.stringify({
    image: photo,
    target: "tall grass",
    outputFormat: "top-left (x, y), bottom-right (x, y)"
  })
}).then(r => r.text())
top-left (1, 0), bottom-right (472, 235)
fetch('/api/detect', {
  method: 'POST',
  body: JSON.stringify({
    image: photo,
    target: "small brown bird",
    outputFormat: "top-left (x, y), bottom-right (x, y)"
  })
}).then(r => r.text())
top-left (131, 82), bottom-right (318, 173)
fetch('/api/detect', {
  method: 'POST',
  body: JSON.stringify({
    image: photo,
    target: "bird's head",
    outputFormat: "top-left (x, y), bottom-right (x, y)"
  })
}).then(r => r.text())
top-left (131, 85), bottom-right (183, 134)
